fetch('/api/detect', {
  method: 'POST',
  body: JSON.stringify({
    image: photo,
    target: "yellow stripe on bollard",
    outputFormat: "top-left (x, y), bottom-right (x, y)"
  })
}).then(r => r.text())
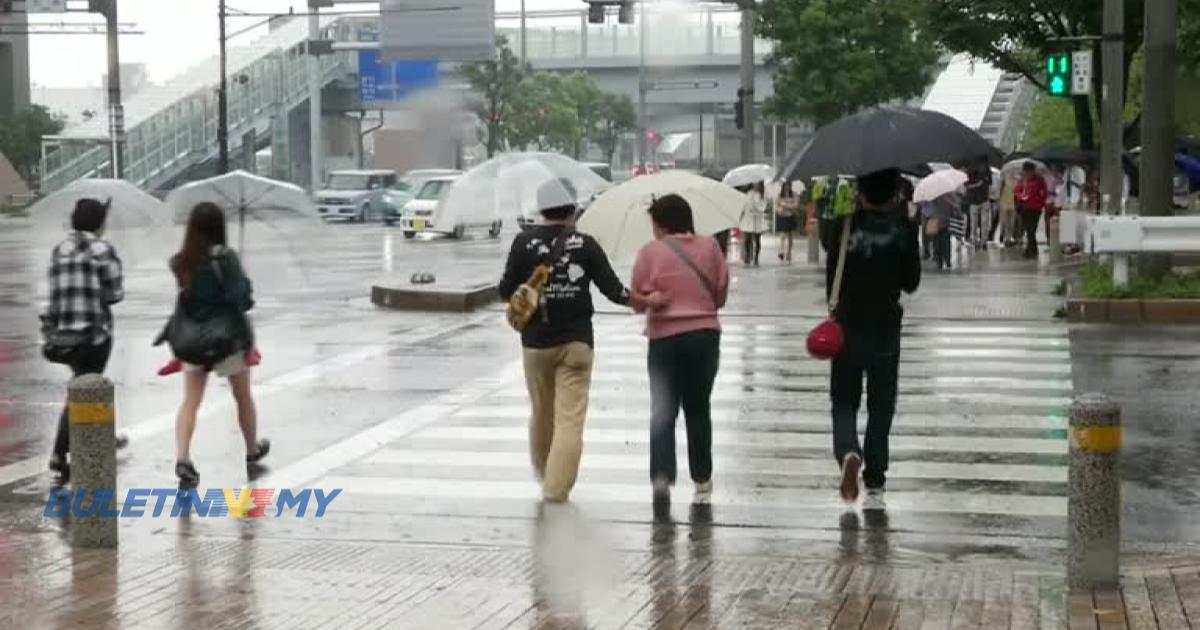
top-left (1071, 425), bottom-right (1121, 453)
top-left (69, 402), bottom-right (114, 425)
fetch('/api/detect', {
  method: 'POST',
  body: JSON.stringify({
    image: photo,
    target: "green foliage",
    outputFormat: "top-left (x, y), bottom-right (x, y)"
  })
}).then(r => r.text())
top-left (0, 105), bottom-right (66, 185)
top-left (508, 73), bottom-right (582, 153)
top-left (1081, 258), bottom-right (1200, 299)
top-left (459, 37), bottom-right (529, 157)
top-left (754, 0), bottom-right (939, 125)
top-left (591, 93), bottom-right (637, 164)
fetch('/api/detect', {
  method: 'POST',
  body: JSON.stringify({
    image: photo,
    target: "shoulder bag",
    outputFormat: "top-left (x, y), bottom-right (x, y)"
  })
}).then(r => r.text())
top-left (807, 215), bottom-right (851, 360)
top-left (163, 258), bottom-right (241, 366)
top-left (507, 229), bottom-right (573, 332)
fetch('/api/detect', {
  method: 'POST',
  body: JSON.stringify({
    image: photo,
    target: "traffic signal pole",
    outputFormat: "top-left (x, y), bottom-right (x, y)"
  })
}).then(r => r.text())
top-left (1100, 0), bottom-right (1124, 216)
top-left (95, 0), bottom-right (124, 178)
top-left (637, 0), bottom-right (647, 168)
top-left (1139, 0), bottom-right (1177, 279)
top-left (738, 0), bottom-right (754, 165)
top-left (218, 0), bottom-right (229, 174)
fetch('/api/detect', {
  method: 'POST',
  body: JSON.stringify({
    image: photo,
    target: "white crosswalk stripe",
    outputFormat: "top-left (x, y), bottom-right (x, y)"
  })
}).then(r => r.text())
top-left (310, 316), bottom-right (1072, 544)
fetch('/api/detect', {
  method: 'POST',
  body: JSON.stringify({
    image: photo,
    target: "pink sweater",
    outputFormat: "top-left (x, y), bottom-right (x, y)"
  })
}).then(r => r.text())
top-left (631, 235), bottom-right (730, 340)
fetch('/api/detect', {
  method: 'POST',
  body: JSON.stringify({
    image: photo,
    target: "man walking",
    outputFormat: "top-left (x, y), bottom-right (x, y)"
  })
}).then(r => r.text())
top-left (965, 159), bottom-right (993, 249)
top-left (43, 198), bottom-right (125, 481)
top-left (821, 170), bottom-right (921, 503)
top-left (499, 180), bottom-right (652, 502)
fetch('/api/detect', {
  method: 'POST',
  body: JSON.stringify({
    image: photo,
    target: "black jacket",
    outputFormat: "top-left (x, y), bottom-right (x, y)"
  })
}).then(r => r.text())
top-left (822, 207), bottom-right (921, 328)
top-left (498, 224), bottom-right (629, 349)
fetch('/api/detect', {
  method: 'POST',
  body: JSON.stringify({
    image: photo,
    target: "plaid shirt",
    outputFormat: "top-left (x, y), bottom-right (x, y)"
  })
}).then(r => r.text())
top-left (43, 231), bottom-right (124, 345)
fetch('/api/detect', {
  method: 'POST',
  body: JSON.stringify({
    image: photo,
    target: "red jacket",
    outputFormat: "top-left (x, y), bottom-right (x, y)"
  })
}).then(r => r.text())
top-left (1014, 175), bottom-right (1048, 212)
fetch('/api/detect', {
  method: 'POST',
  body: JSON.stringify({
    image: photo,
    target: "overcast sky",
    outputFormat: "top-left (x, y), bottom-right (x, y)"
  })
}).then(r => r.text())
top-left (28, 0), bottom-right (574, 88)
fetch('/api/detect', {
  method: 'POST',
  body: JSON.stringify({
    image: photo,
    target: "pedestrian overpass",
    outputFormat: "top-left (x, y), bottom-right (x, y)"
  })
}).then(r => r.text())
top-left (38, 7), bottom-right (1029, 194)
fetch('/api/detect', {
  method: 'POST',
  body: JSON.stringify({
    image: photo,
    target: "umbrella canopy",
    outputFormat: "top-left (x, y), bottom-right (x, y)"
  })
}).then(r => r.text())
top-left (166, 170), bottom-right (317, 225)
top-left (1001, 158), bottom-right (1049, 178)
top-left (436, 152), bottom-right (608, 226)
top-left (30, 178), bottom-right (171, 231)
top-left (913, 169), bottom-right (968, 203)
top-left (1029, 144), bottom-right (1097, 165)
top-left (780, 106), bottom-right (1001, 181)
top-left (722, 163), bottom-right (774, 189)
top-left (577, 170), bottom-right (747, 261)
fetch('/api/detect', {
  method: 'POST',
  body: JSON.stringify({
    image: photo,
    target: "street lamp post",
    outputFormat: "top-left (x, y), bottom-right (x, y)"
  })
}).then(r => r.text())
top-left (637, 0), bottom-right (648, 169)
top-left (1100, 0), bottom-right (1123, 216)
top-left (218, 0), bottom-right (230, 174)
top-left (89, 0), bottom-right (125, 178)
top-left (738, 0), bottom-right (754, 165)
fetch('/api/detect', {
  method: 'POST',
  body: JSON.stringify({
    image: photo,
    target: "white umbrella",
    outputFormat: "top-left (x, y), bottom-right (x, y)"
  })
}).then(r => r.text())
top-left (166, 170), bottom-right (318, 248)
top-left (578, 170), bottom-right (747, 260)
top-left (29, 178), bottom-right (171, 230)
top-left (436, 152), bottom-right (609, 227)
top-left (1001, 158), bottom-right (1049, 178)
top-left (913, 169), bottom-right (968, 203)
top-left (722, 163), bottom-right (775, 189)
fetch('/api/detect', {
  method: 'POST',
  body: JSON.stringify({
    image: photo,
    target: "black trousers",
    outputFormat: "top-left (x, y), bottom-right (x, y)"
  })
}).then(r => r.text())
top-left (830, 321), bottom-right (900, 489)
top-left (1020, 210), bottom-right (1041, 257)
top-left (648, 329), bottom-right (720, 484)
top-left (742, 232), bottom-right (762, 265)
top-left (54, 339), bottom-right (113, 457)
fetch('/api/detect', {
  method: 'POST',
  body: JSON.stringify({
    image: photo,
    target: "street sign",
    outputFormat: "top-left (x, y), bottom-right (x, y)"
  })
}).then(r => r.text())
top-left (357, 50), bottom-right (439, 104)
top-left (380, 0), bottom-right (495, 63)
top-left (1071, 50), bottom-right (1094, 95)
top-left (27, 0), bottom-right (67, 11)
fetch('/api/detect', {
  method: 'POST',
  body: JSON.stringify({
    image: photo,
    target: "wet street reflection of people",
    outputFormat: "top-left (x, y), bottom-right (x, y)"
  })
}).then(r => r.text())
top-left (838, 507), bottom-right (893, 564)
top-left (531, 503), bottom-right (606, 628)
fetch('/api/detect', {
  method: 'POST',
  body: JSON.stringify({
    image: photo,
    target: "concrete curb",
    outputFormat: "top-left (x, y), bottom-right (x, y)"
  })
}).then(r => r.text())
top-left (371, 282), bottom-right (499, 312)
top-left (1066, 298), bottom-right (1200, 323)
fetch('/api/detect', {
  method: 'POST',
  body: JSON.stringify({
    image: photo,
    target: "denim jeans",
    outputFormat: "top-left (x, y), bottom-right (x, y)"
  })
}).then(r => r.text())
top-left (830, 321), bottom-right (900, 489)
top-left (648, 329), bottom-right (720, 484)
top-left (54, 339), bottom-right (113, 457)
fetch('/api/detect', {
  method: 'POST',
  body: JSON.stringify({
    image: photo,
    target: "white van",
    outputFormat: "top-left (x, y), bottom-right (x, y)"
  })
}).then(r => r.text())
top-left (400, 175), bottom-right (502, 239)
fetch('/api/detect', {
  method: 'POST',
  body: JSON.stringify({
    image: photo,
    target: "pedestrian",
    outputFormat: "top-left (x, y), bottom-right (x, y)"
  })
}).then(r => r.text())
top-left (41, 198), bottom-right (126, 482)
top-left (1045, 166), bottom-right (1065, 247)
top-left (171, 202), bottom-right (269, 486)
top-left (998, 170), bottom-right (1019, 246)
top-left (820, 169), bottom-right (921, 503)
top-left (920, 194), bottom-right (956, 271)
top-left (499, 180), bottom-right (657, 503)
top-left (775, 181), bottom-right (800, 263)
top-left (1015, 162), bottom-right (1048, 259)
top-left (987, 167), bottom-right (1002, 243)
top-left (965, 159), bottom-right (993, 249)
top-left (630, 194), bottom-right (729, 502)
top-left (739, 182), bottom-right (767, 266)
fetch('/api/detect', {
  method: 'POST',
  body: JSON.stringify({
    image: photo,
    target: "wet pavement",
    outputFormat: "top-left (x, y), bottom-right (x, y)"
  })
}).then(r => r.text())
top-left (0, 220), bottom-right (1198, 628)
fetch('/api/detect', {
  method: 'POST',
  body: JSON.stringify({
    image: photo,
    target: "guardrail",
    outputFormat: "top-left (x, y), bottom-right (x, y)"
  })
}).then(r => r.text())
top-left (1088, 215), bottom-right (1200, 285)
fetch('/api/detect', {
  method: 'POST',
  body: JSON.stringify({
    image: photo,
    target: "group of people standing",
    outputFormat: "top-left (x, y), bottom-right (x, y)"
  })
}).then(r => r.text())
top-left (500, 170), bottom-right (920, 506)
top-left (41, 199), bottom-right (268, 486)
top-left (729, 180), bottom-right (805, 267)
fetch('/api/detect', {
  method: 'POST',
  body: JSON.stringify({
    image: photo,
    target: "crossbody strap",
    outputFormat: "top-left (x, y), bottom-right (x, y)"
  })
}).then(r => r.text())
top-left (661, 236), bottom-right (719, 307)
top-left (828, 214), bottom-right (852, 315)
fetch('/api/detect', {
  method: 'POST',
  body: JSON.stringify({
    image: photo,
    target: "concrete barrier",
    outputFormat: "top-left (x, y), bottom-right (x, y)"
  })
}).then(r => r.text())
top-left (1068, 393), bottom-right (1121, 590)
top-left (68, 374), bottom-right (117, 549)
top-left (371, 282), bottom-right (499, 312)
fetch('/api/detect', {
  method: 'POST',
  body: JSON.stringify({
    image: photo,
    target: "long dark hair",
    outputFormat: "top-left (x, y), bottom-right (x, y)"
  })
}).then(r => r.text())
top-left (174, 202), bottom-right (227, 290)
top-left (780, 181), bottom-right (795, 198)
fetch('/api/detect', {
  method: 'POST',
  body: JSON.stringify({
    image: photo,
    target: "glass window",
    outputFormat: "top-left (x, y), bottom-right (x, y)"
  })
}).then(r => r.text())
top-left (325, 173), bottom-right (371, 190)
top-left (416, 179), bottom-right (454, 200)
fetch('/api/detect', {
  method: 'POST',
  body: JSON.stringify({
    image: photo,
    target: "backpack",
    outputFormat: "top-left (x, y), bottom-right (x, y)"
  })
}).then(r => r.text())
top-left (506, 230), bottom-right (572, 332)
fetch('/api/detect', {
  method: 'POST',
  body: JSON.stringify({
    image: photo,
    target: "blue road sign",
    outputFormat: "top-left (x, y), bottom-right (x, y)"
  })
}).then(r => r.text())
top-left (358, 51), bottom-right (438, 104)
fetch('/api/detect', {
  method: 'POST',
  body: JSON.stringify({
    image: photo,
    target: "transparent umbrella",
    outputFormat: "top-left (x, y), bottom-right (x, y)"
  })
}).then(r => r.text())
top-left (435, 152), bottom-right (610, 229)
top-left (722, 164), bottom-right (775, 189)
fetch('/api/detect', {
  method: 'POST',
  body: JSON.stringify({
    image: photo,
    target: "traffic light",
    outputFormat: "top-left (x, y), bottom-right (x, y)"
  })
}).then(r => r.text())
top-left (617, 2), bottom-right (634, 24)
top-left (1046, 52), bottom-right (1071, 97)
top-left (588, 2), bottom-right (605, 24)
top-left (735, 88), bottom-right (746, 129)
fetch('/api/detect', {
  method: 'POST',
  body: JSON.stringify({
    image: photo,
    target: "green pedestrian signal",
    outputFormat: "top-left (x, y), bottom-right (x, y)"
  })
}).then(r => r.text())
top-left (1047, 52), bottom-right (1071, 96)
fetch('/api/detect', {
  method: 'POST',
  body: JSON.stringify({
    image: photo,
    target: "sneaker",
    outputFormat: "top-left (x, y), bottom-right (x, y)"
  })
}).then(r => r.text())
top-left (652, 476), bottom-right (671, 502)
top-left (246, 438), bottom-right (271, 465)
top-left (863, 487), bottom-right (886, 510)
top-left (48, 453), bottom-right (69, 481)
top-left (175, 461), bottom-right (200, 486)
top-left (694, 480), bottom-right (713, 503)
top-left (839, 453), bottom-right (862, 503)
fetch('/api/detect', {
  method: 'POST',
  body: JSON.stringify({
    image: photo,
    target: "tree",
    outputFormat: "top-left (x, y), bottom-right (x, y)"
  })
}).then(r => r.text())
top-left (459, 37), bottom-right (528, 157)
top-left (508, 72), bottom-right (582, 152)
top-left (919, 0), bottom-right (1147, 150)
top-left (755, 0), bottom-right (940, 126)
top-left (561, 71), bottom-right (605, 158)
top-left (0, 105), bottom-right (65, 185)
top-left (592, 93), bottom-right (637, 165)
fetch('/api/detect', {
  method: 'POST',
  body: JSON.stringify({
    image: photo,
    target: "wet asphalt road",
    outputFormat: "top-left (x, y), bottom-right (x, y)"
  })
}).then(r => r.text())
top-left (0, 217), bottom-right (1196, 627)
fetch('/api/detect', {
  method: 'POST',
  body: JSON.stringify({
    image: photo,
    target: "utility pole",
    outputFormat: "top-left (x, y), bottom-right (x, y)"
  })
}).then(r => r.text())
top-left (637, 0), bottom-right (648, 169)
top-left (738, 0), bottom-right (754, 165)
top-left (1100, 0), bottom-right (1124, 216)
top-left (1140, 0), bottom-right (1177, 278)
top-left (308, 2), bottom-right (324, 190)
top-left (519, 0), bottom-right (527, 64)
top-left (94, 0), bottom-right (124, 178)
top-left (217, 0), bottom-right (229, 174)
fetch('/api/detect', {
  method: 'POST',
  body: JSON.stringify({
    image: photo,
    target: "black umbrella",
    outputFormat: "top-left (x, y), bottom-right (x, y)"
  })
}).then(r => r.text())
top-left (779, 106), bottom-right (1001, 181)
top-left (1030, 143), bottom-right (1098, 164)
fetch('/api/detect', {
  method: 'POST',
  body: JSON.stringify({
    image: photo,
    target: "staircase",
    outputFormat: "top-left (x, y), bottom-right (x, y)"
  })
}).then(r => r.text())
top-left (978, 72), bottom-right (1035, 154)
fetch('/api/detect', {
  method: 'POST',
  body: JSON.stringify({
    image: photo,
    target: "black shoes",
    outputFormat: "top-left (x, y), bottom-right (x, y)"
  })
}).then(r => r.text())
top-left (176, 461), bottom-right (200, 486)
top-left (246, 438), bottom-right (271, 465)
top-left (48, 453), bottom-right (69, 483)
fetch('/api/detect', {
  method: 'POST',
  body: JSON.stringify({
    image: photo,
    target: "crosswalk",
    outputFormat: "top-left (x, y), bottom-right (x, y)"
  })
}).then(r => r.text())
top-left (306, 315), bottom-right (1073, 553)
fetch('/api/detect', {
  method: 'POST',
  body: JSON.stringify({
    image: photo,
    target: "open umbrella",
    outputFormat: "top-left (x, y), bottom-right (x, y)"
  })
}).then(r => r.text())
top-left (436, 152), bottom-right (609, 227)
top-left (577, 170), bottom-right (747, 261)
top-left (781, 106), bottom-right (1001, 181)
top-left (722, 164), bottom-right (774, 189)
top-left (28, 178), bottom-right (175, 267)
top-left (913, 169), bottom-right (968, 203)
top-left (165, 170), bottom-right (318, 249)
top-left (1001, 158), bottom-right (1049, 178)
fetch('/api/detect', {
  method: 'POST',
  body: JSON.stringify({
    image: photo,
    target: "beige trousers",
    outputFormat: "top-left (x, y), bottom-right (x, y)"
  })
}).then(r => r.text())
top-left (523, 342), bottom-right (594, 501)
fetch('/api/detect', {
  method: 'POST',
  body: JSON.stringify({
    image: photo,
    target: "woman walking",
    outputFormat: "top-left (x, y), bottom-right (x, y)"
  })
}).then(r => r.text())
top-left (739, 182), bottom-right (768, 266)
top-left (631, 194), bottom-right (730, 503)
top-left (171, 203), bottom-right (269, 485)
top-left (775, 181), bottom-right (800, 263)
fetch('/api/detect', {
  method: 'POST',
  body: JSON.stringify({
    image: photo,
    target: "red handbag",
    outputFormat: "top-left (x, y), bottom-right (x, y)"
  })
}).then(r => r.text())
top-left (807, 215), bottom-right (852, 360)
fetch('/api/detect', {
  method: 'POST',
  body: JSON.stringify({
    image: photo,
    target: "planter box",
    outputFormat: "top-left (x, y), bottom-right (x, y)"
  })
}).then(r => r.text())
top-left (1067, 298), bottom-right (1200, 323)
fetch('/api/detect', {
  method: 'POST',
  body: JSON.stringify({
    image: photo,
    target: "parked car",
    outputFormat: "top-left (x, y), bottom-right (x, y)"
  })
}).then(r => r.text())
top-left (400, 175), bottom-right (502, 239)
top-left (582, 162), bottom-right (613, 182)
top-left (315, 170), bottom-right (398, 222)
top-left (383, 169), bottom-right (463, 226)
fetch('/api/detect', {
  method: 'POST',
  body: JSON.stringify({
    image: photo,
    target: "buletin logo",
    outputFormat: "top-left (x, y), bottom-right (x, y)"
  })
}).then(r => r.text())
top-left (44, 487), bottom-right (342, 518)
